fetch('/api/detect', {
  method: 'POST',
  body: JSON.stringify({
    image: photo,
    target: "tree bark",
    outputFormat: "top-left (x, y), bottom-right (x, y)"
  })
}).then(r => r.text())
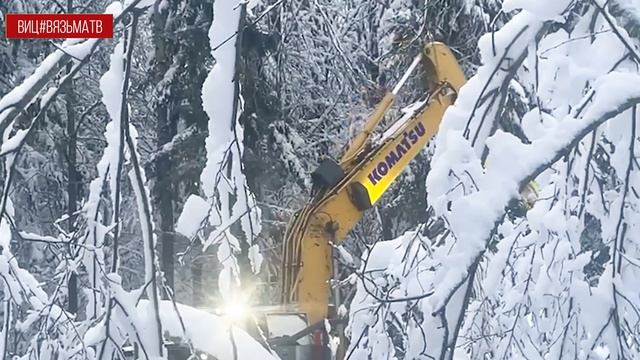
top-left (234, 3), bottom-right (254, 288)
top-left (151, 3), bottom-right (176, 294)
top-left (65, 0), bottom-right (78, 315)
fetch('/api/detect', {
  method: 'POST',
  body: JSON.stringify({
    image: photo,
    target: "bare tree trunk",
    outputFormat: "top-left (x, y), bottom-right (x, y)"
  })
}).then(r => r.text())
top-left (234, 3), bottom-right (253, 287)
top-left (158, 146), bottom-right (175, 293)
top-left (191, 251), bottom-right (204, 306)
top-left (65, 0), bottom-right (78, 315)
top-left (151, 4), bottom-right (176, 294)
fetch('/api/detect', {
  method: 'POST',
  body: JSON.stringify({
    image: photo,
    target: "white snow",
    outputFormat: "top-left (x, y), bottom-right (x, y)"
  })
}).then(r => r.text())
top-left (105, 1), bottom-right (123, 16)
top-left (18, 231), bottom-right (61, 243)
top-left (176, 195), bottom-right (210, 239)
top-left (503, 0), bottom-right (572, 21)
top-left (248, 244), bottom-right (264, 273)
top-left (348, 0), bottom-right (640, 358)
top-left (79, 39), bottom-right (126, 321)
top-left (200, 1), bottom-right (242, 197)
top-left (0, 0), bottom-right (122, 126)
top-left (0, 51), bottom-right (64, 127)
top-left (334, 244), bottom-right (355, 266)
top-left (185, 0), bottom-right (264, 302)
top-left (0, 129), bottom-right (28, 154)
top-left (63, 39), bottom-right (100, 60)
top-left (364, 237), bottom-right (404, 272)
top-left (97, 41), bottom-right (124, 212)
top-left (82, 26), bottom-right (165, 357)
top-left (141, 300), bottom-right (279, 360)
top-left (126, 110), bottom-right (164, 359)
top-left (428, 71), bottom-right (640, 310)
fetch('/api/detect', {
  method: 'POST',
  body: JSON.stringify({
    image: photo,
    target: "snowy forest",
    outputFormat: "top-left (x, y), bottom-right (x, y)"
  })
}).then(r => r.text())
top-left (1, 0), bottom-right (640, 359)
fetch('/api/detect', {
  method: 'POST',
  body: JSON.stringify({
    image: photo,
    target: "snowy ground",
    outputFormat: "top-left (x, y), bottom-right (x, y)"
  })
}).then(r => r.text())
top-left (140, 301), bottom-right (278, 360)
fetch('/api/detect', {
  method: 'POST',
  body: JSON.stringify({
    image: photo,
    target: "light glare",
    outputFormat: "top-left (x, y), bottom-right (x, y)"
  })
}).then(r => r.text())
top-left (215, 299), bottom-right (251, 323)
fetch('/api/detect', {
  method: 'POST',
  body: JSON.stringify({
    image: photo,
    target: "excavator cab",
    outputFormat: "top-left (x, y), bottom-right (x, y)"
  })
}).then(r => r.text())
top-left (311, 158), bottom-right (346, 190)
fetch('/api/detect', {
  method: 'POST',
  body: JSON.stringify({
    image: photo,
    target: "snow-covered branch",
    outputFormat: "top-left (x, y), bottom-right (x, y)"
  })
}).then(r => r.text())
top-left (347, 1), bottom-right (640, 358)
top-left (176, 0), bottom-right (263, 302)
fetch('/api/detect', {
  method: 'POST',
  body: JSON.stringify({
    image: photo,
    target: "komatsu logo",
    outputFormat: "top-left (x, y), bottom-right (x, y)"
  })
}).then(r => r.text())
top-left (367, 122), bottom-right (426, 186)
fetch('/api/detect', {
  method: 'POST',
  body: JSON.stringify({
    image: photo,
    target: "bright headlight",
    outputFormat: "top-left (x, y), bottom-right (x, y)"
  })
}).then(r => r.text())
top-left (215, 300), bottom-right (251, 323)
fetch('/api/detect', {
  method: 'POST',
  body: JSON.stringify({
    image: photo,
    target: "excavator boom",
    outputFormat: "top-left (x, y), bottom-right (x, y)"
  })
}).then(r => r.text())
top-left (279, 42), bottom-right (466, 329)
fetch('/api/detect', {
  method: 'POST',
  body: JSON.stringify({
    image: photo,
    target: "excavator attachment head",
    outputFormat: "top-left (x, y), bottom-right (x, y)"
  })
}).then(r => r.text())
top-left (339, 42), bottom-right (465, 170)
top-left (422, 42), bottom-right (466, 95)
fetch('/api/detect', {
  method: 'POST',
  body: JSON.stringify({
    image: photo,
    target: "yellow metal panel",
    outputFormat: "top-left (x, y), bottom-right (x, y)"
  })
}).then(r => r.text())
top-left (353, 99), bottom-right (446, 206)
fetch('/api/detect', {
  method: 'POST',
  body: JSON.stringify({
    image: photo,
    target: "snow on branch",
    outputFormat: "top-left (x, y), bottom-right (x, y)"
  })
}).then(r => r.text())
top-left (0, 0), bottom-right (148, 151)
top-left (177, 0), bottom-right (263, 301)
top-left (0, 2), bottom-right (171, 359)
top-left (80, 12), bottom-right (165, 360)
top-left (347, 1), bottom-right (640, 358)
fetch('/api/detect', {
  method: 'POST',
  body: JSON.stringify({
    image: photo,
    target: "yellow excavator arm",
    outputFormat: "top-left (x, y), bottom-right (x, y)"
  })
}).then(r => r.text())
top-left (280, 42), bottom-right (466, 327)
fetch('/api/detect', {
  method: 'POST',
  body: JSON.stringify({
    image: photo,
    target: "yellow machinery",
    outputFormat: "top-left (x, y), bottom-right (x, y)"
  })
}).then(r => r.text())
top-left (263, 42), bottom-right (466, 360)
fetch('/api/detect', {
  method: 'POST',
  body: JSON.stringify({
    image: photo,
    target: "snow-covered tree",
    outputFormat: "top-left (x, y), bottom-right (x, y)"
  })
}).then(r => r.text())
top-left (4, 0), bottom-right (640, 359)
top-left (347, 1), bottom-right (640, 359)
top-left (175, 0), bottom-right (264, 309)
top-left (0, 1), bottom-right (276, 359)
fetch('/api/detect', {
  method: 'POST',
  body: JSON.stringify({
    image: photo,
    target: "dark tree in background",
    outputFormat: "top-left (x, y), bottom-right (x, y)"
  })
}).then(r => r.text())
top-left (148, 0), bottom-right (212, 301)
